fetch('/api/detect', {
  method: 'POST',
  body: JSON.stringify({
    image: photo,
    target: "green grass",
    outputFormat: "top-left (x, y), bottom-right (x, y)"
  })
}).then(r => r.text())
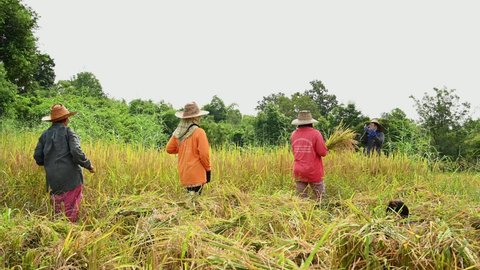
top-left (0, 132), bottom-right (479, 269)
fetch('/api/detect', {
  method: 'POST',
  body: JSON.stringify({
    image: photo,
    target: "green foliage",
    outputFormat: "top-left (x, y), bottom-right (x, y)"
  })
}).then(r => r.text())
top-left (462, 119), bottom-right (480, 162)
top-left (49, 95), bottom-right (169, 147)
top-left (70, 72), bottom-right (106, 98)
top-left (234, 115), bottom-right (256, 146)
top-left (0, 64), bottom-right (16, 117)
top-left (225, 103), bottom-right (242, 125)
top-left (33, 53), bottom-right (55, 89)
top-left (257, 81), bottom-right (338, 121)
top-left (411, 87), bottom-right (470, 130)
top-left (202, 95), bottom-right (227, 122)
top-left (2, 90), bottom-right (171, 147)
top-left (0, 0), bottom-right (55, 92)
top-left (10, 94), bottom-right (46, 126)
top-left (256, 80), bottom-right (341, 136)
top-left (254, 103), bottom-right (291, 145)
top-left (46, 72), bottom-right (106, 98)
top-left (160, 108), bottom-right (178, 135)
top-left (381, 108), bottom-right (437, 158)
top-left (1, 49), bottom-right (478, 166)
top-left (327, 103), bottom-right (369, 134)
top-left (200, 96), bottom-right (248, 146)
top-left (410, 87), bottom-right (471, 158)
top-left (50, 80), bottom-right (74, 96)
top-left (291, 92), bottom-right (321, 119)
top-left (304, 80), bottom-right (338, 115)
top-left (256, 92), bottom-right (290, 113)
top-left (129, 99), bottom-right (163, 115)
top-left (202, 118), bottom-right (234, 146)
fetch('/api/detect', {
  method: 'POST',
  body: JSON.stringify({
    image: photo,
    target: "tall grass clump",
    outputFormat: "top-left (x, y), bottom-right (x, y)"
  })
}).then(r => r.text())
top-left (1, 131), bottom-right (479, 269)
top-left (325, 125), bottom-right (358, 151)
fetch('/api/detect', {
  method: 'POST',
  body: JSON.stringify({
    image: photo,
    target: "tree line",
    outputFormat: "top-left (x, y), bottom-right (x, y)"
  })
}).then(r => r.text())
top-left (1, 0), bottom-right (479, 167)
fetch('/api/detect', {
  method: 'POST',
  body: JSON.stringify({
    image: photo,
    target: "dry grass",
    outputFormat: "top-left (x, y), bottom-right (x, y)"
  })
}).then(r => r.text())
top-left (325, 125), bottom-right (358, 151)
top-left (1, 132), bottom-right (479, 269)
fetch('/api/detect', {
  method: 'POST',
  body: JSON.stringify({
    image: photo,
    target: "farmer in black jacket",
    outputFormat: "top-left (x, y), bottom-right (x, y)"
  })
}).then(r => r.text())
top-left (34, 104), bottom-right (95, 222)
top-left (362, 119), bottom-right (385, 156)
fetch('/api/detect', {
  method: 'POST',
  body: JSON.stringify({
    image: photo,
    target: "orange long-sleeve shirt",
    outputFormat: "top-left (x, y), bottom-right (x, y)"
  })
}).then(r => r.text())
top-left (166, 128), bottom-right (211, 187)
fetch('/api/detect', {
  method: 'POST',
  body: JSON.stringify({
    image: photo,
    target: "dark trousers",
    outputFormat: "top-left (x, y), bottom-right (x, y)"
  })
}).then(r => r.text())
top-left (186, 185), bottom-right (203, 194)
top-left (364, 140), bottom-right (382, 156)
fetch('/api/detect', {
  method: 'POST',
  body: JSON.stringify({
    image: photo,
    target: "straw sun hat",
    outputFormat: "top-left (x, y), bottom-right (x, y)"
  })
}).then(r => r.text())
top-left (175, 102), bottom-right (209, 119)
top-left (368, 118), bottom-right (385, 132)
top-left (291, 110), bottom-right (318, 125)
top-left (41, 104), bottom-right (77, 122)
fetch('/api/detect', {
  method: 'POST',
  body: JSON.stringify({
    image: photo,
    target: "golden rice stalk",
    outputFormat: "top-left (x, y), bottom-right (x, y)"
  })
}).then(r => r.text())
top-left (325, 125), bottom-right (358, 151)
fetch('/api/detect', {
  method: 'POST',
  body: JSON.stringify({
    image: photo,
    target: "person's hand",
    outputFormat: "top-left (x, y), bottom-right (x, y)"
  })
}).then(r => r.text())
top-left (206, 171), bottom-right (211, 183)
top-left (88, 165), bottom-right (95, 174)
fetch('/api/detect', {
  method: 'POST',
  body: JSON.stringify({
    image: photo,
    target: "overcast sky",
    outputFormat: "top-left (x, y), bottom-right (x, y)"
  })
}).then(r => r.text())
top-left (24, 0), bottom-right (480, 119)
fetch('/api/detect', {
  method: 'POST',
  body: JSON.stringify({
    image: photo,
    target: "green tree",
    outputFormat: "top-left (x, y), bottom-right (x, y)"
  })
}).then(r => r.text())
top-left (256, 92), bottom-right (293, 114)
top-left (462, 119), bottom-right (480, 162)
top-left (33, 53), bottom-right (55, 89)
top-left (305, 80), bottom-right (338, 115)
top-left (160, 108), bottom-right (178, 135)
top-left (290, 92), bottom-right (320, 120)
top-left (0, 0), bottom-right (55, 92)
top-left (327, 103), bottom-right (368, 133)
top-left (51, 74), bottom-right (102, 98)
top-left (51, 80), bottom-right (74, 96)
top-left (129, 99), bottom-right (162, 115)
top-left (410, 87), bottom-right (470, 157)
top-left (225, 103), bottom-right (242, 125)
top-left (0, 63), bottom-right (16, 117)
top-left (70, 72), bottom-right (106, 98)
top-left (201, 119), bottom-right (232, 146)
top-left (256, 80), bottom-right (339, 124)
top-left (202, 95), bottom-right (227, 122)
top-left (234, 115), bottom-right (256, 146)
top-left (10, 94), bottom-right (44, 125)
top-left (381, 108), bottom-right (436, 157)
top-left (254, 103), bottom-right (290, 145)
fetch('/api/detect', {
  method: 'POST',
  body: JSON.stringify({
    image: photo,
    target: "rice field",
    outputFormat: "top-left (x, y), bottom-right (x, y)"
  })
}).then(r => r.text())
top-left (0, 131), bottom-right (479, 269)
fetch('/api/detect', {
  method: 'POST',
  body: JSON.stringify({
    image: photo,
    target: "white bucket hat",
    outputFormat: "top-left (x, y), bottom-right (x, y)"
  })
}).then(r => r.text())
top-left (291, 110), bottom-right (318, 125)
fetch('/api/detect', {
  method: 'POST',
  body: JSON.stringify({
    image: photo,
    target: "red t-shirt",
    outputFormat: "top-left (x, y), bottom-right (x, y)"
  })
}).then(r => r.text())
top-left (290, 127), bottom-right (328, 182)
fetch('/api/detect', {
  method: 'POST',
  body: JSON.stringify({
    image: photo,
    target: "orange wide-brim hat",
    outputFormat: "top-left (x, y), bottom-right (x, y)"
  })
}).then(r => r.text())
top-left (41, 104), bottom-right (77, 122)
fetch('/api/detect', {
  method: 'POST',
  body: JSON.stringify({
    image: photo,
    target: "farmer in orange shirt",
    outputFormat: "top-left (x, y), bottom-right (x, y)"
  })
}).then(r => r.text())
top-left (166, 102), bottom-right (211, 194)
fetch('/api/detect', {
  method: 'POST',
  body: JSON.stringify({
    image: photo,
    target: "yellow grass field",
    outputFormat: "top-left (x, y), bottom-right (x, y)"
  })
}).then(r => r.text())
top-left (1, 132), bottom-right (479, 269)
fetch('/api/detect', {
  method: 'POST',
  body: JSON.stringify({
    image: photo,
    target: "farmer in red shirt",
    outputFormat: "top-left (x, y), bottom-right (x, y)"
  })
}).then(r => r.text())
top-left (290, 110), bottom-right (328, 200)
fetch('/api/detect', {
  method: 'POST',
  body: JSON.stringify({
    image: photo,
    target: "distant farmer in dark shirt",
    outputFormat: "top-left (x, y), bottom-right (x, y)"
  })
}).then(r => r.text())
top-left (33, 104), bottom-right (95, 222)
top-left (362, 119), bottom-right (385, 156)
